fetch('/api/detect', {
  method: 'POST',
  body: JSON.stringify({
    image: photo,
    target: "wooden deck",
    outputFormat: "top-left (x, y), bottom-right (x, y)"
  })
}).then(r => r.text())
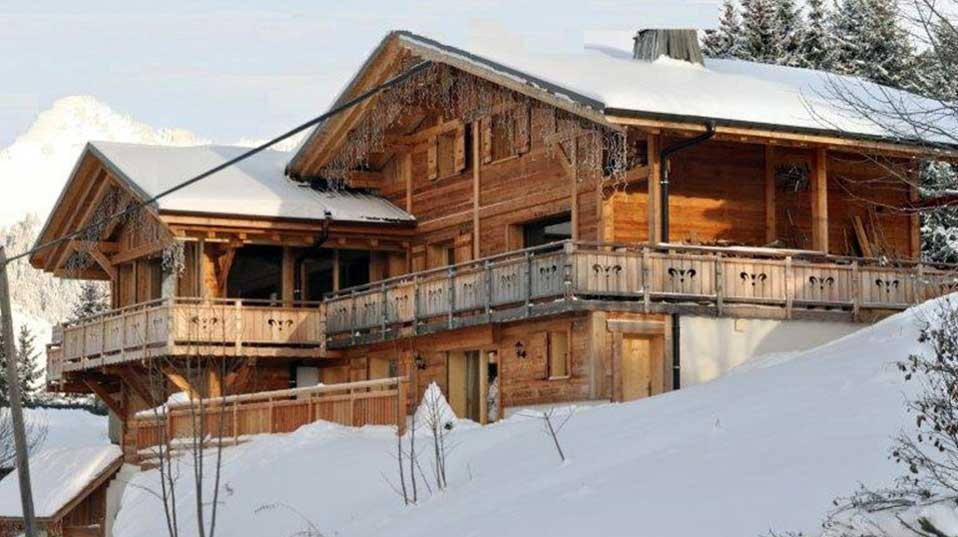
top-left (129, 377), bottom-right (407, 457)
top-left (46, 298), bottom-right (326, 382)
top-left (323, 241), bottom-right (958, 347)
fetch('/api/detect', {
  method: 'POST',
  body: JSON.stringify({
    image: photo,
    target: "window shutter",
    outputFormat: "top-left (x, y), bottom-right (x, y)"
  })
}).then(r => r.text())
top-left (427, 138), bottom-right (438, 180)
top-left (454, 126), bottom-right (466, 172)
top-left (481, 118), bottom-right (493, 164)
top-left (455, 233), bottom-right (473, 262)
top-left (515, 105), bottom-right (531, 154)
top-left (411, 245), bottom-right (427, 272)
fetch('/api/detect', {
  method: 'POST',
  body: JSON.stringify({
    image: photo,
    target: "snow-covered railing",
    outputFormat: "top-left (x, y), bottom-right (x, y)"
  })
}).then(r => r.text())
top-left (46, 298), bottom-right (327, 380)
top-left (129, 377), bottom-right (408, 456)
top-left (324, 240), bottom-right (958, 347)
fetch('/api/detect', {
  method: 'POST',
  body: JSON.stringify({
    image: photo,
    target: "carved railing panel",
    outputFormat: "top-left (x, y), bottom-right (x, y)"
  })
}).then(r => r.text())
top-left (791, 263), bottom-right (854, 305)
top-left (649, 253), bottom-right (716, 298)
top-left (454, 267), bottom-right (485, 312)
top-left (721, 259), bottom-right (787, 304)
top-left (860, 267), bottom-right (916, 307)
top-left (530, 252), bottom-right (566, 298)
top-left (385, 282), bottom-right (416, 324)
top-left (417, 274), bottom-right (450, 319)
top-left (574, 251), bottom-right (641, 295)
top-left (490, 257), bottom-right (527, 306)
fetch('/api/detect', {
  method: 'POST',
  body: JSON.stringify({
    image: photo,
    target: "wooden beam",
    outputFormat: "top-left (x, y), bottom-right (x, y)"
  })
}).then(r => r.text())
top-left (647, 135), bottom-right (661, 244)
top-left (811, 148), bottom-right (829, 253)
top-left (282, 246), bottom-right (295, 305)
top-left (910, 183), bottom-right (921, 260)
top-left (117, 366), bottom-right (157, 407)
top-left (765, 145), bottom-right (777, 244)
top-left (403, 153), bottom-right (413, 213)
top-left (623, 165), bottom-right (650, 184)
top-left (82, 379), bottom-right (125, 419)
top-left (570, 139), bottom-right (579, 240)
top-left (163, 369), bottom-right (199, 399)
top-left (346, 170), bottom-right (384, 189)
top-left (472, 122), bottom-right (481, 259)
top-left (109, 240), bottom-right (167, 265)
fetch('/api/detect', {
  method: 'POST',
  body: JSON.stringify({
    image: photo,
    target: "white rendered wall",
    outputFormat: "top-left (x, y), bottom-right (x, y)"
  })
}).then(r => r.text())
top-left (679, 316), bottom-right (861, 386)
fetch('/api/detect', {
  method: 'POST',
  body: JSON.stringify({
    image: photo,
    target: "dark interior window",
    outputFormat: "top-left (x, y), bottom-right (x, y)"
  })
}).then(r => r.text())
top-left (339, 250), bottom-right (370, 290)
top-left (523, 213), bottom-right (573, 248)
top-left (301, 255), bottom-right (335, 301)
top-left (227, 245), bottom-right (283, 301)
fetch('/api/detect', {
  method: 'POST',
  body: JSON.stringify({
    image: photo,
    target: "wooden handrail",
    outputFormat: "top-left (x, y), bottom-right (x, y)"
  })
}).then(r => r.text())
top-left (162, 377), bottom-right (404, 411)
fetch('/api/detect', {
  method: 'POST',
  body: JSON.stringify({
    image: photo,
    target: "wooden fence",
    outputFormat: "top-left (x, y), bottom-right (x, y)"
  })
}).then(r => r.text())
top-left (130, 377), bottom-right (407, 455)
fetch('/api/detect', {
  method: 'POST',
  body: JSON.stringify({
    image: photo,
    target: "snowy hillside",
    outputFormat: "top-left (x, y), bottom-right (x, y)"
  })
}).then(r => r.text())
top-left (112, 298), bottom-right (943, 537)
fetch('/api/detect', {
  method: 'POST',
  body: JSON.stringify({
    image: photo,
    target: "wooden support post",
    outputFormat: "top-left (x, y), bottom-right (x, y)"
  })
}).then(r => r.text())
top-left (404, 153), bottom-right (413, 214)
top-left (0, 248), bottom-right (38, 537)
top-left (570, 138), bottom-right (579, 240)
top-left (910, 183), bottom-right (922, 260)
top-left (282, 246), bottom-right (295, 306)
top-left (811, 148), bottom-right (829, 253)
top-left (647, 135), bottom-right (661, 244)
top-left (472, 122), bottom-right (481, 260)
top-left (765, 145), bottom-right (777, 244)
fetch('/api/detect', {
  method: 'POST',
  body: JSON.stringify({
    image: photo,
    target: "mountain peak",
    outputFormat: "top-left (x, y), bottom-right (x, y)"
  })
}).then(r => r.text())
top-left (0, 95), bottom-right (209, 228)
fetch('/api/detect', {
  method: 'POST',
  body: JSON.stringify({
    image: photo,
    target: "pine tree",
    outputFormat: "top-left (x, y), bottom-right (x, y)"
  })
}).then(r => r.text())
top-left (71, 281), bottom-right (108, 321)
top-left (831, 0), bottom-right (915, 88)
top-left (15, 326), bottom-right (40, 408)
top-left (703, 0), bottom-right (745, 58)
top-left (797, 0), bottom-right (833, 70)
top-left (740, 0), bottom-right (784, 63)
top-left (773, 0), bottom-right (805, 66)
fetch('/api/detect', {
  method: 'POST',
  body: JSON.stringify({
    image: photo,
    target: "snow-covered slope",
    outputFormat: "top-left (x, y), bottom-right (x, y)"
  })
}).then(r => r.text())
top-left (113, 298), bottom-right (943, 537)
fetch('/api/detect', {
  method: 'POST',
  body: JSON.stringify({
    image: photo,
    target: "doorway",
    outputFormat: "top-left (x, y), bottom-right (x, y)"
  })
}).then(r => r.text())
top-left (448, 351), bottom-right (483, 422)
top-left (621, 335), bottom-right (665, 401)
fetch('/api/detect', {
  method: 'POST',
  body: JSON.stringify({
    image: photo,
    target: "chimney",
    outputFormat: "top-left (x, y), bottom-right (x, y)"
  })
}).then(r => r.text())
top-left (632, 29), bottom-right (704, 65)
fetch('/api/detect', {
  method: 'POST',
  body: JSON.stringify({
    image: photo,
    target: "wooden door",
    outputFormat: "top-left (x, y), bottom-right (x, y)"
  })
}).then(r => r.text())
top-left (448, 351), bottom-right (482, 421)
top-left (621, 335), bottom-right (665, 401)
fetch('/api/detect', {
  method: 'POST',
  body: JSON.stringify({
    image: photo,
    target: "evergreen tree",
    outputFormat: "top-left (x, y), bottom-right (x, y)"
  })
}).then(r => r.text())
top-left (740, 0), bottom-right (783, 63)
top-left (15, 326), bottom-right (40, 408)
top-left (831, 0), bottom-right (915, 88)
top-left (797, 0), bottom-right (832, 70)
top-left (71, 281), bottom-right (108, 321)
top-left (773, 0), bottom-right (805, 66)
top-left (703, 0), bottom-right (745, 58)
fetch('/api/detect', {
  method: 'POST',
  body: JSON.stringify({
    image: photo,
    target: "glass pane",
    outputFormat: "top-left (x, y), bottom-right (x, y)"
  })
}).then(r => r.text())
top-left (339, 250), bottom-right (371, 289)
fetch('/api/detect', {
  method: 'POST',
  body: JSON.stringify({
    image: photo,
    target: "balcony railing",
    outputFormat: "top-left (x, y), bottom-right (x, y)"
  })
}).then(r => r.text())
top-left (47, 298), bottom-right (326, 383)
top-left (323, 241), bottom-right (958, 346)
top-left (130, 377), bottom-right (407, 458)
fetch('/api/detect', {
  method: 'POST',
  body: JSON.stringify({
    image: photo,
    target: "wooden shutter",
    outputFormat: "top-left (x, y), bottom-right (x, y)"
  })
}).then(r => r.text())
top-left (454, 126), bottom-right (467, 172)
top-left (427, 139), bottom-right (438, 180)
top-left (411, 245), bottom-right (427, 272)
top-left (548, 330), bottom-right (570, 378)
top-left (455, 233), bottom-right (473, 263)
top-left (515, 104), bottom-right (531, 154)
top-left (480, 118), bottom-right (493, 163)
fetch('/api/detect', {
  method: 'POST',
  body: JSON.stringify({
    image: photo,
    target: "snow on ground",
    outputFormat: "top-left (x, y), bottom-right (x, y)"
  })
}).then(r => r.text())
top-left (111, 297), bottom-right (946, 537)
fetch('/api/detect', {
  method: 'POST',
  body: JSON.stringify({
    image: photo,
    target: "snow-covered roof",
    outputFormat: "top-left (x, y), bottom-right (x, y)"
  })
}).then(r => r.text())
top-left (0, 445), bottom-right (122, 519)
top-left (290, 30), bottom-right (954, 171)
top-left (89, 142), bottom-right (414, 224)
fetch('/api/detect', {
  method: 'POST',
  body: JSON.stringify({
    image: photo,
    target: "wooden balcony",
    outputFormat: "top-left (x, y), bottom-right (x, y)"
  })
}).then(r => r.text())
top-left (324, 241), bottom-right (958, 347)
top-left (47, 298), bottom-right (326, 383)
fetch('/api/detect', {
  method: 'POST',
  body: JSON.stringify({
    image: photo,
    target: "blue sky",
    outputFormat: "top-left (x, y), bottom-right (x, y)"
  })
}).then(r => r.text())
top-left (0, 1), bottom-right (721, 146)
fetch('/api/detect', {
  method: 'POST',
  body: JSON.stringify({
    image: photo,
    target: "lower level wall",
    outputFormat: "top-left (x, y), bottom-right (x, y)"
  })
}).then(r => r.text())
top-left (678, 315), bottom-right (860, 386)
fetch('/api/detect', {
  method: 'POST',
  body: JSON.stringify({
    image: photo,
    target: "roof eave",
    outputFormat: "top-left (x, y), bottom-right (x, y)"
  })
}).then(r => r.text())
top-left (604, 107), bottom-right (958, 158)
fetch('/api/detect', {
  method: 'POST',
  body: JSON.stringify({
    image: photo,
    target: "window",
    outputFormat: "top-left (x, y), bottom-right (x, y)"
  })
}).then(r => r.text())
top-left (301, 256), bottom-right (335, 301)
top-left (523, 213), bottom-right (573, 248)
top-left (547, 330), bottom-right (570, 379)
top-left (338, 250), bottom-right (371, 290)
top-left (227, 245), bottom-right (283, 301)
top-left (428, 241), bottom-right (457, 269)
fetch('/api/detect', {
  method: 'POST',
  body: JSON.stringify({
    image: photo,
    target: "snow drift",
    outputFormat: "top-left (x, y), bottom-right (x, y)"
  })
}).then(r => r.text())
top-left (109, 297), bottom-right (949, 537)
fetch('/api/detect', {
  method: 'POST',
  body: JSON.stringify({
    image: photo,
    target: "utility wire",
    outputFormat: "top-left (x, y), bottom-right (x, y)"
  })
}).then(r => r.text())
top-left (4, 60), bottom-right (433, 267)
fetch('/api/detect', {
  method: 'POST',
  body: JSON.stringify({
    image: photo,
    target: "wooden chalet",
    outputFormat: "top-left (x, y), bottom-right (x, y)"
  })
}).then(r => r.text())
top-left (31, 29), bottom-right (958, 457)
